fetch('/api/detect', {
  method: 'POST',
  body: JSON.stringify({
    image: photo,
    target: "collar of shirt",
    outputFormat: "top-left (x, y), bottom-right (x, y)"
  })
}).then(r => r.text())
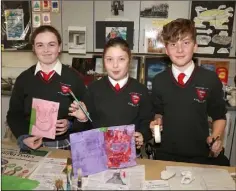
top-left (172, 61), bottom-right (195, 83)
top-left (34, 59), bottom-right (62, 76)
top-left (108, 74), bottom-right (129, 89)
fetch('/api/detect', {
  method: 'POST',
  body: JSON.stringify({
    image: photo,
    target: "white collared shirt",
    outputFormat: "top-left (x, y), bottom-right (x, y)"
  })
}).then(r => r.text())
top-left (34, 59), bottom-right (62, 78)
top-left (108, 75), bottom-right (129, 89)
top-left (172, 61), bottom-right (195, 84)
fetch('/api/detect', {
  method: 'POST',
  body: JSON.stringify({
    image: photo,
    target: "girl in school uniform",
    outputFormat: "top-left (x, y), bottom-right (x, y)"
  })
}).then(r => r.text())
top-left (69, 37), bottom-right (154, 149)
top-left (7, 25), bottom-right (86, 150)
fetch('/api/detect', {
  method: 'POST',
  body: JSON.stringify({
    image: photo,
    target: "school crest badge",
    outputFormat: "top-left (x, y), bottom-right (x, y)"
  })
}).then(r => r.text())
top-left (194, 86), bottom-right (208, 103)
top-left (58, 82), bottom-right (71, 96)
top-left (129, 92), bottom-right (141, 107)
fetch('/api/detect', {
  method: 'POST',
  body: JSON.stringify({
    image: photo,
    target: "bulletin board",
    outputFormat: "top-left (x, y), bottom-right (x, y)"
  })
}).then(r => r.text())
top-left (1, 1), bottom-right (32, 50)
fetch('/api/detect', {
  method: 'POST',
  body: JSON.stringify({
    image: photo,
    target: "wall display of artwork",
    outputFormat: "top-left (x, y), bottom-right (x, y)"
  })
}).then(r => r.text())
top-left (191, 1), bottom-right (235, 58)
top-left (200, 60), bottom-right (230, 85)
top-left (140, 2), bottom-right (169, 18)
top-left (144, 57), bottom-right (171, 93)
top-left (96, 21), bottom-right (134, 49)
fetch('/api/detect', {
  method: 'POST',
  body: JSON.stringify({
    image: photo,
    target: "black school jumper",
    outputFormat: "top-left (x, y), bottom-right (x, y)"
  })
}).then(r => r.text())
top-left (151, 65), bottom-right (229, 166)
top-left (7, 64), bottom-right (86, 143)
top-left (75, 76), bottom-right (154, 142)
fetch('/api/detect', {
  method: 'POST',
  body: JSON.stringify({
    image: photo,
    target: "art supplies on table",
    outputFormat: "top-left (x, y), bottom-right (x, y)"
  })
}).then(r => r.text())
top-left (70, 124), bottom-right (136, 177)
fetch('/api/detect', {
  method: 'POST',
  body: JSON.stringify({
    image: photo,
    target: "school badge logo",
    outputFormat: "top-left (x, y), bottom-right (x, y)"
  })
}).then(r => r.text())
top-left (194, 86), bottom-right (208, 103)
top-left (129, 92), bottom-right (141, 107)
top-left (58, 82), bottom-right (71, 96)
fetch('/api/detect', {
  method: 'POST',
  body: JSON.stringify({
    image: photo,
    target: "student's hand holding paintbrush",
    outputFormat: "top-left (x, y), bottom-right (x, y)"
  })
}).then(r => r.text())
top-left (69, 101), bottom-right (89, 122)
top-left (206, 135), bottom-right (223, 157)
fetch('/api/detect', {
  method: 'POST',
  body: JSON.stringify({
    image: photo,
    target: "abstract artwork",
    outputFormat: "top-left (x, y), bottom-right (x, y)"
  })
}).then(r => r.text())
top-left (70, 125), bottom-right (136, 177)
top-left (105, 27), bottom-right (127, 42)
top-left (29, 98), bottom-right (59, 139)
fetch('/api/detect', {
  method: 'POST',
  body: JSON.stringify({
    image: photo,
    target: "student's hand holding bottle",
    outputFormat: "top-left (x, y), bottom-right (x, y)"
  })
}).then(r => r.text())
top-left (68, 101), bottom-right (88, 122)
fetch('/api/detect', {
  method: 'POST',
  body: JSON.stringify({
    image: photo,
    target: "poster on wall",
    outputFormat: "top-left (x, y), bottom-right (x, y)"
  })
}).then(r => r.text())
top-left (140, 2), bottom-right (169, 18)
top-left (200, 60), bottom-right (229, 85)
top-left (68, 26), bottom-right (86, 54)
top-left (191, 1), bottom-right (235, 58)
top-left (144, 19), bottom-right (172, 54)
top-left (51, 0), bottom-right (60, 13)
top-left (111, 0), bottom-right (124, 16)
top-left (5, 9), bottom-right (25, 41)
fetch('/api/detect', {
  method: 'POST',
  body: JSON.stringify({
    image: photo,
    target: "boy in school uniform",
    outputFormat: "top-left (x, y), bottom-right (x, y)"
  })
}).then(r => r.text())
top-left (150, 18), bottom-right (229, 166)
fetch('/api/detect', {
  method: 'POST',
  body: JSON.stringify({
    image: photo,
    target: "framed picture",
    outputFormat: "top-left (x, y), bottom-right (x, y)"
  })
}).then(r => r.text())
top-left (93, 55), bottom-right (106, 75)
top-left (144, 57), bottom-right (171, 93)
top-left (96, 21), bottom-right (134, 49)
top-left (129, 56), bottom-right (141, 80)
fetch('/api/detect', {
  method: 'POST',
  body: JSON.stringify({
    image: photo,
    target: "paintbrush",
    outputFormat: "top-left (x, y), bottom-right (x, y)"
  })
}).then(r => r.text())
top-left (68, 89), bottom-right (92, 122)
top-left (77, 168), bottom-right (82, 191)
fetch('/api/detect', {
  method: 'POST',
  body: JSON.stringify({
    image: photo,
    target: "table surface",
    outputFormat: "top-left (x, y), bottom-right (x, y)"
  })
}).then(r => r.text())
top-left (2, 142), bottom-right (236, 180)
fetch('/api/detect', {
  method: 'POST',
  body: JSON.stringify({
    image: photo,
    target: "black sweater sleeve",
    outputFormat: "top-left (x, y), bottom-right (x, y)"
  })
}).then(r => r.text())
top-left (7, 75), bottom-right (29, 138)
top-left (135, 88), bottom-right (154, 142)
top-left (207, 73), bottom-right (227, 121)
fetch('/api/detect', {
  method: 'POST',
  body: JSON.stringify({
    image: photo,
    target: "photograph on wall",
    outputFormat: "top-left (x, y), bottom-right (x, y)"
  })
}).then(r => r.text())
top-left (144, 57), bottom-right (170, 93)
top-left (32, 0), bottom-right (41, 12)
top-left (200, 60), bottom-right (229, 85)
top-left (140, 2), bottom-right (169, 18)
top-left (191, 1), bottom-right (235, 58)
top-left (96, 21), bottom-right (134, 49)
top-left (111, 0), bottom-right (124, 16)
top-left (5, 9), bottom-right (24, 40)
top-left (129, 57), bottom-right (141, 80)
top-left (105, 27), bottom-right (127, 42)
top-left (68, 26), bottom-right (86, 54)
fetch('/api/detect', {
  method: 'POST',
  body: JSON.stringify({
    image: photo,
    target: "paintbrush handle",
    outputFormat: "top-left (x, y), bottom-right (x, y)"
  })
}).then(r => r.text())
top-left (70, 91), bottom-right (93, 122)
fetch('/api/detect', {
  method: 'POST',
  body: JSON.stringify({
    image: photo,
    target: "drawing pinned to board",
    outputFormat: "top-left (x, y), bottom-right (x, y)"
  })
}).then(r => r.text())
top-left (4, 9), bottom-right (24, 41)
top-left (42, 0), bottom-right (50, 11)
top-left (191, 1), bottom-right (235, 57)
top-left (68, 26), bottom-right (86, 54)
top-left (42, 12), bottom-right (51, 25)
top-left (32, 0), bottom-right (41, 12)
top-left (140, 2), bottom-right (169, 18)
top-left (29, 98), bottom-right (59, 139)
top-left (111, 0), bottom-right (124, 16)
top-left (32, 13), bottom-right (41, 28)
top-left (51, 1), bottom-right (60, 13)
top-left (106, 27), bottom-right (127, 42)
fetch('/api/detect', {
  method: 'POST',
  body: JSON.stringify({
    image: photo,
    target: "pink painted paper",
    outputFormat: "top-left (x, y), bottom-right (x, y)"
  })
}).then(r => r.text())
top-left (31, 98), bottom-right (59, 139)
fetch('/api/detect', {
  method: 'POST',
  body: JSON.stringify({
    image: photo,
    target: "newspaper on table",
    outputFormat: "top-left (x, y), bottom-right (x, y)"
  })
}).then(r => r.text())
top-left (29, 158), bottom-right (67, 190)
top-left (166, 166), bottom-right (236, 190)
top-left (82, 165), bottom-right (145, 190)
top-left (1, 145), bottom-right (50, 178)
